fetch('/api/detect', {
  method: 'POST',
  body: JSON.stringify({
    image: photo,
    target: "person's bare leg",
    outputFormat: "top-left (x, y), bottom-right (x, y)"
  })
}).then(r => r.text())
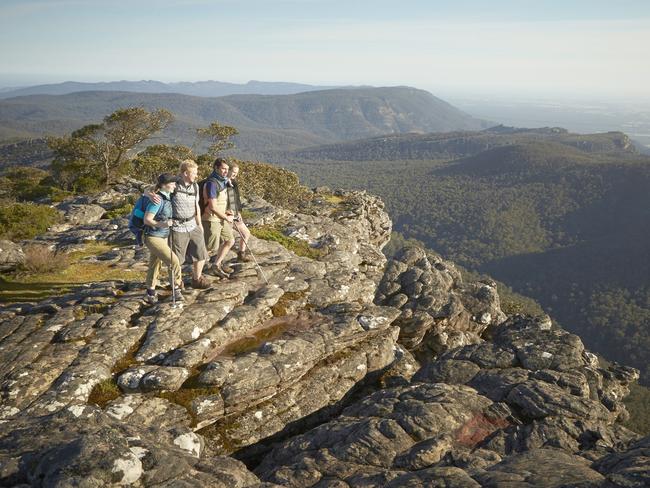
top-left (214, 239), bottom-right (234, 267)
top-left (236, 221), bottom-right (251, 253)
top-left (193, 259), bottom-right (205, 280)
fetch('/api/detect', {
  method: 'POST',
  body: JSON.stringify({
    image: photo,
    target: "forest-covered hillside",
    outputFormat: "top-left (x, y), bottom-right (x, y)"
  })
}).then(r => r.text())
top-left (275, 130), bottom-right (650, 384)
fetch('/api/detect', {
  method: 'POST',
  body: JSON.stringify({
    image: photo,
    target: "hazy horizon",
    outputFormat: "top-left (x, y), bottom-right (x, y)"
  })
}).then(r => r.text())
top-left (1, 0), bottom-right (649, 101)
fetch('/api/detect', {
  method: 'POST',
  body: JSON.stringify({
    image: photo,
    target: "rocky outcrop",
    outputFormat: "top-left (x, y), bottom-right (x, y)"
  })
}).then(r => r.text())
top-left (0, 405), bottom-right (273, 487)
top-left (0, 181), bottom-right (646, 487)
top-left (375, 246), bottom-right (506, 359)
top-left (0, 186), bottom-right (402, 485)
top-left (0, 239), bottom-right (24, 271)
top-left (255, 314), bottom-right (640, 487)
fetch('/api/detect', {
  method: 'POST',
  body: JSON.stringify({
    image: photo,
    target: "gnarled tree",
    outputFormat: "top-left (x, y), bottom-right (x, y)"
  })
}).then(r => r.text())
top-left (49, 107), bottom-right (173, 190)
top-left (195, 121), bottom-right (238, 158)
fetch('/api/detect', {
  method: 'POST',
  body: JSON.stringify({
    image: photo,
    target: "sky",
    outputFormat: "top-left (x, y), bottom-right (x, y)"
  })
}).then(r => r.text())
top-left (1, 0), bottom-right (650, 99)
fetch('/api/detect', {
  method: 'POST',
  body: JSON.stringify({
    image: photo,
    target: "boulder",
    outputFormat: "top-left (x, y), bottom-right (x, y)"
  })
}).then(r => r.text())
top-left (375, 246), bottom-right (507, 358)
top-left (0, 239), bottom-right (24, 271)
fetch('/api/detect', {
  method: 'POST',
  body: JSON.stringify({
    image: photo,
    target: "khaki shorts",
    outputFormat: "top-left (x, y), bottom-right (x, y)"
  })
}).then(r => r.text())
top-left (203, 219), bottom-right (234, 253)
top-left (171, 226), bottom-right (209, 264)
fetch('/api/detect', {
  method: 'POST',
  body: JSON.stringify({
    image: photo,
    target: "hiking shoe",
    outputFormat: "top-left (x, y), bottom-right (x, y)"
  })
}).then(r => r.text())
top-left (212, 263), bottom-right (230, 279)
top-left (191, 276), bottom-right (211, 289)
top-left (220, 262), bottom-right (234, 274)
top-left (237, 251), bottom-right (251, 263)
top-left (172, 289), bottom-right (185, 301)
top-left (144, 292), bottom-right (158, 305)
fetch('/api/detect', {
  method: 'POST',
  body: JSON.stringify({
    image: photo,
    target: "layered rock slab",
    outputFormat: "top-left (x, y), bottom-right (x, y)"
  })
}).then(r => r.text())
top-left (256, 314), bottom-right (641, 487)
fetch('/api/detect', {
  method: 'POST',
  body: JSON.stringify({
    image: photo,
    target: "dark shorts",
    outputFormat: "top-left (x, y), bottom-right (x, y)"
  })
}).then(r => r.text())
top-left (171, 226), bottom-right (209, 264)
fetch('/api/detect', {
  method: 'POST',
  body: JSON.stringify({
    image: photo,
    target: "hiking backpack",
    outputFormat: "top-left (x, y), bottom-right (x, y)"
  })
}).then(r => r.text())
top-left (128, 195), bottom-right (151, 246)
top-left (198, 177), bottom-right (219, 215)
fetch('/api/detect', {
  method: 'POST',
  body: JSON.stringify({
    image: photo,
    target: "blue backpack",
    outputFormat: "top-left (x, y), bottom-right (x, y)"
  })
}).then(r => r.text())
top-left (128, 195), bottom-right (152, 246)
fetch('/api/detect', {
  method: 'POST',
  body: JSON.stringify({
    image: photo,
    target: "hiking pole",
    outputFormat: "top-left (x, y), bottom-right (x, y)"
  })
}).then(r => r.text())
top-left (168, 222), bottom-right (180, 309)
top-left (233, 218), bottom-right (269, 285)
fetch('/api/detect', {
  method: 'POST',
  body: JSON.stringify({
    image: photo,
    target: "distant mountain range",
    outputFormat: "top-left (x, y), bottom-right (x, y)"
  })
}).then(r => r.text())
top-left (0, 80), bottom-right (341, 99)
top-left (0, 87), bottom-right (491, 157)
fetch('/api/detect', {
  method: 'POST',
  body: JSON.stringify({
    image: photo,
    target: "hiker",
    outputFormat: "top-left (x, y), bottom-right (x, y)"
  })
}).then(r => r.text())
top-left (227, 163), bottom-right (251, 262)
top-left (170, 159), bottom-right (211, 289)
top-left (147, 160), bottom-right (211, 289)
top-left (201, 158), bottom-right (235, 278)
top-left (143, 173), bottom-right (183, 304)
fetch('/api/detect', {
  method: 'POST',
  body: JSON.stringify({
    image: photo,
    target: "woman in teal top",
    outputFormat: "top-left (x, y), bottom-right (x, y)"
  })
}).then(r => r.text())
top-left (143, 173), bottom-right (183, 304)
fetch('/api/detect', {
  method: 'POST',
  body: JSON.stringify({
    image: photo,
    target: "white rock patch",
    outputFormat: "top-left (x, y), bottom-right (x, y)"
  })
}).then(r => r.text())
top-left (106, 403), bottom-right (134, 420)
top-left (67, 405), bottom-right (86, 418)
top-left (112, 452), bottom-right (143, 485)
top-left (173, 432), bottom-right (202, 458)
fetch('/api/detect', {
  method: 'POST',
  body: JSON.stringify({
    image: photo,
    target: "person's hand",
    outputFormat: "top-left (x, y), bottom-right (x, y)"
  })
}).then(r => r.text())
top-left (225, 215), bottom-right (234, 223)
top-left (158, 220), bottom-right (173, 228)
top-left (147, 191), bottom-right (161, 205)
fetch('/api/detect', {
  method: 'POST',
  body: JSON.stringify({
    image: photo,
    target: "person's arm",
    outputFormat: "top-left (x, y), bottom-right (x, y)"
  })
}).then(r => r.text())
top-left (144, 212), bottom-right (170, 228)
top-left (208, 199), bottom-right (233, 221)
top-left (195, 195), bottom-right (203, 228)
top-left (143, 201), bottom-right (170, 228)
top-left (143, 185), bottom-right (161, 205)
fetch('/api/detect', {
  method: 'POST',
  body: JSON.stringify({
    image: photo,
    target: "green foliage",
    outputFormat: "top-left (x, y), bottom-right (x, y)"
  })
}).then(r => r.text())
top-left (0, 202), bottom-right (62, 241)
top-left (104, 201), bottom-right (134, 220)
top-left (576, 287), bottom-right (650, 383)
top-left (48, 130), bottom-right (107, 192)
top-left (130, 144), bottom-right (194, 185)
top-left (623, 382), bottom-right (650, 435)
top-left (49, 107), bottom-right (173, 190)
top-left (251, 225), bottom-right (323, 259)
top-left (235, 160), bottom-right (311, 209)
top-left (196, 121), bottom-right (239, 157)
top-left (0, 166), bottom-right (58, 201)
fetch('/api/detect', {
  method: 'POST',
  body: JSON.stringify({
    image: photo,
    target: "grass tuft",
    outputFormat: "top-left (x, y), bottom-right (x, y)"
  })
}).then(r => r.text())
top-left (88, 378), bottom-right (121, 408)
top-left (20, 244), bottom-right (70, 274)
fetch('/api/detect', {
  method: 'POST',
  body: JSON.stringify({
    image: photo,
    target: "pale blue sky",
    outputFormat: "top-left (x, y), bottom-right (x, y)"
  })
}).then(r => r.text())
top-left (2, 0), bottom-right (649, 98)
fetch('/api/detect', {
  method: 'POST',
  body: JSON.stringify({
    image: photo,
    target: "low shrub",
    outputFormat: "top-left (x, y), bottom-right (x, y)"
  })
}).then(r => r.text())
top-left (236, 160), bottom-right (312, 209)
top-left (251, 225), bottom-right (324, 259)
top-left (21, 244), bottom-right (70, 274)
top-left (0, 202), bottom-right (62, 241)
top-left (104, 200), bottom-right (134, 219)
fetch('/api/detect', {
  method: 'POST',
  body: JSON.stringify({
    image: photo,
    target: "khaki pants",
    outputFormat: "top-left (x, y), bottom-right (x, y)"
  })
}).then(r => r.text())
top-left (144, 235), bottom-right (181, 290)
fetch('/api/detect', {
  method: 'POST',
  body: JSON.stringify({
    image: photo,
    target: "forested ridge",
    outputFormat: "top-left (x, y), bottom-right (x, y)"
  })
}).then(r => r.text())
top-left (274, 130), bottom-right (650, 385)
